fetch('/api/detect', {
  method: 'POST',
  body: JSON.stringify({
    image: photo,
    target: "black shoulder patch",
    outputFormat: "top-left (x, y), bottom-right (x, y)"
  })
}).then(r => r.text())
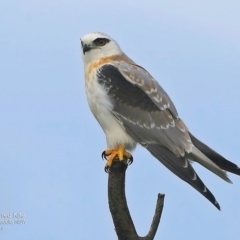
top-left (97, 65), bottom-right (160, 112)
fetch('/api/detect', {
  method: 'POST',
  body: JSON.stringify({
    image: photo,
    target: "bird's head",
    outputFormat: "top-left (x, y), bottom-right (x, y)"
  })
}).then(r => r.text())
top-left (80, 32), bottom-right (122, 66)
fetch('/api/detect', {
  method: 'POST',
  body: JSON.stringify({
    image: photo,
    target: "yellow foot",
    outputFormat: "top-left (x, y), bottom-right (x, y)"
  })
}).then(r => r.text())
top-left (101, 146), bottom-right (133, 172)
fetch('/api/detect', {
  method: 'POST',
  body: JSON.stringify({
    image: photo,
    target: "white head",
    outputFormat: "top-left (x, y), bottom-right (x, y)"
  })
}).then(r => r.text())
top-left (80, 32), bottom-right (122, 66)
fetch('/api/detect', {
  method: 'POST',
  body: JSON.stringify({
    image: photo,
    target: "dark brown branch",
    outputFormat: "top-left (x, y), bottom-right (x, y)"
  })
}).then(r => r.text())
top-left (108, 160), bottom-right (165, 240)
top-left (140, 194), bottom-right (165, 240)
top-left (108, 160), bottom-right (138, 240)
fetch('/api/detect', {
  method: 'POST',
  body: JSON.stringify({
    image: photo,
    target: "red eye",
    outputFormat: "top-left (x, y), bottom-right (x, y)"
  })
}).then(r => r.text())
top-left (93, 38), bottom-right (109, 47)
top-left (97, 39), bottom-right (107, 46)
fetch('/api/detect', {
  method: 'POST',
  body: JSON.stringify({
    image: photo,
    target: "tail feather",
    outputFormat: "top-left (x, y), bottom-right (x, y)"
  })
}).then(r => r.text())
top-left (187, 146), bottom-right (232, 183)
top-left (189, 133), bottom-right (240, 175)
top-left (146, 144), bottom-right (221, 210)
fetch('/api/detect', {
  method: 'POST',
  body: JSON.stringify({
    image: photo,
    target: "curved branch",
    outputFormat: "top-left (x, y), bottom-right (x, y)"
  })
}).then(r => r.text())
top-left (140, 194), bottom-right (165, 240)
top-left (108, 160), bottom-right (165, 240)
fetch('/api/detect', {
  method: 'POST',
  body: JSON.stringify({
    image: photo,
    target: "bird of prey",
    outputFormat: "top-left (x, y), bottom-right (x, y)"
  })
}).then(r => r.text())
top-left (80, 32), bottom-right (240, 210)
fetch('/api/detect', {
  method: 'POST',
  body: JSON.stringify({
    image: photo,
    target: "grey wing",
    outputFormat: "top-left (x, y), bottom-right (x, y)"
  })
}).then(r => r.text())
top-left (97, 62), bottom-right (192, 156)
top-left (97, 63), bottom-right (221, 209)
top-left (146, 144), bottom-right (221, 210)
top-left (114, 61), bottom-right (179, 118)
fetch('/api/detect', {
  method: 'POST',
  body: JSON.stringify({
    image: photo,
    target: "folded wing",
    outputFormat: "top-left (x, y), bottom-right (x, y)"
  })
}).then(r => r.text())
top-left (96, 62), bottom-right (238, 209)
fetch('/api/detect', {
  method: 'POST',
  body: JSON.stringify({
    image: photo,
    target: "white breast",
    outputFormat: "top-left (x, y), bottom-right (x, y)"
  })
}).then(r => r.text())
top-left (85, 68), bottom-right (137, 150)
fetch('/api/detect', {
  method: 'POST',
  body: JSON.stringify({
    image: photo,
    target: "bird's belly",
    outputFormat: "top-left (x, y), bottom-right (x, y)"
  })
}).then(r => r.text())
top-left (85, 77), bottom-right (136, 150)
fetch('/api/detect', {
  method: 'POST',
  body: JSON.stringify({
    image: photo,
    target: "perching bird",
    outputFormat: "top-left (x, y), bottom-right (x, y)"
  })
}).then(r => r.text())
top-left (80, 32), bottom-right (240, 210)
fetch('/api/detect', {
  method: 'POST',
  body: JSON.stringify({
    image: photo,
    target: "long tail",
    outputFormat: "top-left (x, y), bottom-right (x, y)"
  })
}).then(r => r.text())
top-left (189, 133), bottom-right (240, 175)
top-left (187, 145), bottom-right (232, 183)
top-left (146, 144), bottom-right (221, 210)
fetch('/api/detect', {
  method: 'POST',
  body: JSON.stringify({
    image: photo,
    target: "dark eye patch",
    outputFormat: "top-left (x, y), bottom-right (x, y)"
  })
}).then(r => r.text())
top-left (93, 38), bottom-right (110, 46)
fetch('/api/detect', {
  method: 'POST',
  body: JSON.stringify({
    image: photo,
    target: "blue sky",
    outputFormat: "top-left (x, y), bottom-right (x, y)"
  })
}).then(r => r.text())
top-left (0, 0), bottom-right (240, 239)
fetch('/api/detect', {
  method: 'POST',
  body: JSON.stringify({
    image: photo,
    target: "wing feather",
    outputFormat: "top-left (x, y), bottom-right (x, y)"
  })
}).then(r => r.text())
top-left (146, 144), bottom-right (221, 210)
top-left (113, 61), bottom-right (179, 118)
top-left (96, 62), bottom-right (233, 209)
top-left (97, 63), bottom-right (192, 155)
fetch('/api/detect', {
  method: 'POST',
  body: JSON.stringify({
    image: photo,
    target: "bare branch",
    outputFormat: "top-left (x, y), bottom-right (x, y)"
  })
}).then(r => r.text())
top-left (108, 160), bottom-right (165, 240)
top-left (108, 160), bottom-right (138, 240)
top-left (140, 194), bottom-right (165, 240)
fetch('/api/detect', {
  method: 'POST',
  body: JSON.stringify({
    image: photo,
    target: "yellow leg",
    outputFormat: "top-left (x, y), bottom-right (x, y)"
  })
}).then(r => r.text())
top-left (102, 146), bottom-right (133, 172)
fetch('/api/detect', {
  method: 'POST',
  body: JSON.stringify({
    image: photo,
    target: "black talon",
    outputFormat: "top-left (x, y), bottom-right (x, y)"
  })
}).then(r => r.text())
top-left (127, 156), bottom-right (133, 165)
top-left (104, 165), bottom-right (110, 173)
top-left (101, 151), bottom-right (107, 160)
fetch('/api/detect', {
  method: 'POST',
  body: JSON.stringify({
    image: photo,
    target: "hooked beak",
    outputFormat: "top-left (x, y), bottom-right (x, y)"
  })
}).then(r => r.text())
top-left (81, 40), bottom-right (92, 55)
